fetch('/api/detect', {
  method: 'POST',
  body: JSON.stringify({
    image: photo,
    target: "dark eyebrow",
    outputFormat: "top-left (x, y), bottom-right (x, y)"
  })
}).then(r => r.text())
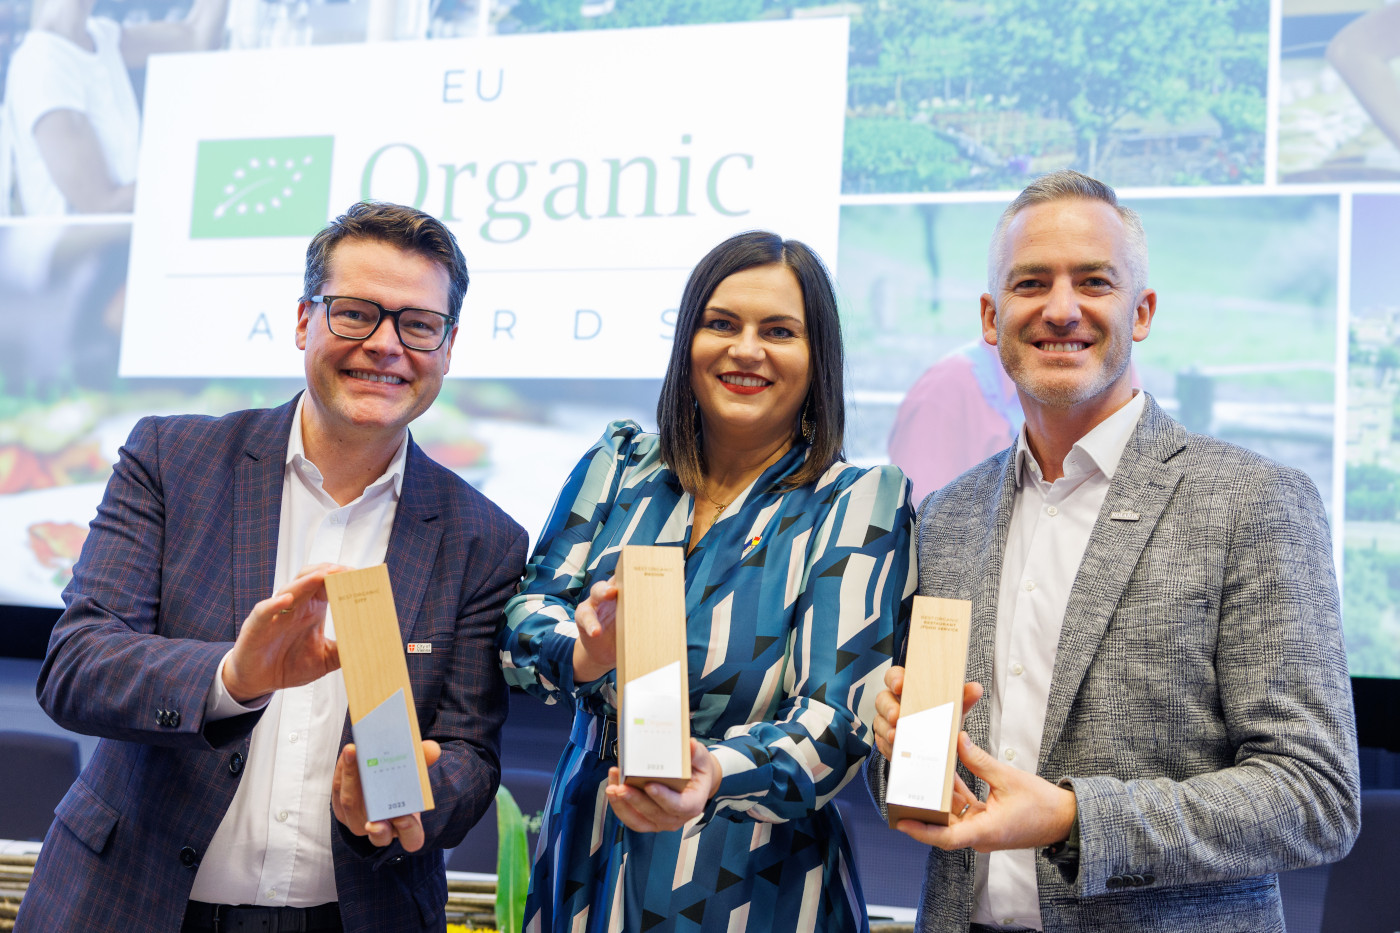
top-left (703, 306), bottom-right (806, 327)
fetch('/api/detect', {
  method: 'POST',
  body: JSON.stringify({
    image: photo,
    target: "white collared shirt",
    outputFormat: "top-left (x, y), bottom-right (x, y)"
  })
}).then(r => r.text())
top-left (971, 391), bottom-right (1146, 931)
top-left (190, 396), bottom-right (407, 907)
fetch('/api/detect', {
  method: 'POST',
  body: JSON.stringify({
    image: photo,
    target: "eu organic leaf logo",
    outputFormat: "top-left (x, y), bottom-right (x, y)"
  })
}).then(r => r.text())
top-left (190, 136), bottom-right (335, 238)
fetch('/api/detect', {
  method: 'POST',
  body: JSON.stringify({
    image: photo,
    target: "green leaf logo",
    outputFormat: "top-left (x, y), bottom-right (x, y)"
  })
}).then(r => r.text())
top-left (366, 758), bottom-right (379, 767)
top-left (190, 135), bottom-right (334, 238)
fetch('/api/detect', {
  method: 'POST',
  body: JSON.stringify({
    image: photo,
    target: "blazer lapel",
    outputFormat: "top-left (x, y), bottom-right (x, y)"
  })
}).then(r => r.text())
top-left (384, 438), bottom-right (444, 642)
top-left (963, 452), bottom-right (1018, 758)
top-left (340, 438), bottom-right (445, 749)
top-left (231, 397), bottom-right (298, 635)
top-left (1037, 396), bottom-right (1188, 769)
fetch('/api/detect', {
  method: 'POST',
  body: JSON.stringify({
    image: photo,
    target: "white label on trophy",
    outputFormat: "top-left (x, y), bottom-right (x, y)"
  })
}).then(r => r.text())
top-left (622, 661), bottom-right (685, 781)
top-left (351, 687), bottom-right (427, 822)
top-left (885, 701), bottom-right (956, 809)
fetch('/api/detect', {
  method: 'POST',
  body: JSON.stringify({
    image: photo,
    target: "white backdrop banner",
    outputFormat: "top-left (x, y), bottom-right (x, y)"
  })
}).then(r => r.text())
top-left (121, 18), bottom-right (848, 378)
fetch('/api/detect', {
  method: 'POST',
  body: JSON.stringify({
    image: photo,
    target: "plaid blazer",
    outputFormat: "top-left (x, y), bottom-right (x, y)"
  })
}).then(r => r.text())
top-left (18, 396), bottom-right (527, 933)
top-left (869, 395), bottom-right (1359, 933)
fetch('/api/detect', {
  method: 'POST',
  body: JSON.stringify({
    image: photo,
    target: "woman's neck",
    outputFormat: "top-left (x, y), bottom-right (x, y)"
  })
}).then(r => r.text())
top-left (698, 428), bottom-right (794, 508)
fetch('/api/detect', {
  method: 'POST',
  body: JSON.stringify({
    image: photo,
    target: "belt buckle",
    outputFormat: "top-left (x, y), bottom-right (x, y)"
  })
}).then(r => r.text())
top-left (209, 904), bottom-right (222, 933)
top-left (598, 717), bottom-right (618, 761)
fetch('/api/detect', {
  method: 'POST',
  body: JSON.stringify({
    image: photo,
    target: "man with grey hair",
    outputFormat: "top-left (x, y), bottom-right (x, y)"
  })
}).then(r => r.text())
top-left (869, 170), bottom-right (1359, 932)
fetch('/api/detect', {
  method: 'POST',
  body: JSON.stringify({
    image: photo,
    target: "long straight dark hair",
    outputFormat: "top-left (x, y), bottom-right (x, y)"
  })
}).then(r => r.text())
top-left (657, 231), bottom-right (845, 495)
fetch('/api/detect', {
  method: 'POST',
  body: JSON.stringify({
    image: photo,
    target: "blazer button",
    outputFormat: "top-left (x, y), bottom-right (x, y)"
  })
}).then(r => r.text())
top-left (155, 710), bottom-right (167, 727)
top-left (179, 846), bottom-right (199, 868)
top-left (1142, 873), bottom-right (1155, 885)
top-left (229, 752), bottom-right (244, 775)
top-left (1106, 876), bottom-right (1123, 889)
top-left (167, 710), bottom-right (181, 728)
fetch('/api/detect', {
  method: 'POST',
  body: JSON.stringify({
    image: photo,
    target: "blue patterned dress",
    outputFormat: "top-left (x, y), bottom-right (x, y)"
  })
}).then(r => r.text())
top-left (499, 421), bottom-right (915, 933)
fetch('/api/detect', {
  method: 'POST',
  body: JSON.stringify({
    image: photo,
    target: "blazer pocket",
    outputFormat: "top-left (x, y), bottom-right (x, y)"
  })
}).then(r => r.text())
top-left (53, 777), bottom-right (120, 855)
top-left (407, 856), bottom-right (447, 926)
top-left (1107, 598), bottom-right (1216, 665)
top-left (1110, 598), bottom-right (1210, 627)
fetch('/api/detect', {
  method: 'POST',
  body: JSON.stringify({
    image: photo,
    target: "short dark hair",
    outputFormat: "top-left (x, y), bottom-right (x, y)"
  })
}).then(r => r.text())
top-left (657, 230), bottom-right (845, 494)
top-left (302, 201), bottom-right (470, 318)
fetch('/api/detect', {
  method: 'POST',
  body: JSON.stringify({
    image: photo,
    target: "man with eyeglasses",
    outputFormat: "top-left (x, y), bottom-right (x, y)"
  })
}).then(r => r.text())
top-left (19, 201), bottom-right (528, 933)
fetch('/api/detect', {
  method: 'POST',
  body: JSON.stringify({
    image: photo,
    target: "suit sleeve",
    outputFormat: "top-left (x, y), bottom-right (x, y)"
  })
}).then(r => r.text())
top-left (36, 416), bottom-right (249, 750)
top-left (412, 510), bottom-right (529, 854)
top-left (1066, 464), bottom-right (1361, 896)
top-left (703, 464), bottom-right (916, 824)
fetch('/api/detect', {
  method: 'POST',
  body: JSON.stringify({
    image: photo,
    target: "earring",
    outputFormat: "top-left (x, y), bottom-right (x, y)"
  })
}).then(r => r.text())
top-left (801, 399), bottom-right (816, 443)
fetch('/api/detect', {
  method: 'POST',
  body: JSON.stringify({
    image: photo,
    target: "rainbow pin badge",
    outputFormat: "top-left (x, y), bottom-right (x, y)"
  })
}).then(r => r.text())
top-left (741, 535), bottom-right (762, 559)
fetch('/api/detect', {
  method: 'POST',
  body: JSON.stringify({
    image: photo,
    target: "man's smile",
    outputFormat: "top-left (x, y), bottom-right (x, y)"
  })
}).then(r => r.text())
top-left (346, 370), bottom-right (405, 385)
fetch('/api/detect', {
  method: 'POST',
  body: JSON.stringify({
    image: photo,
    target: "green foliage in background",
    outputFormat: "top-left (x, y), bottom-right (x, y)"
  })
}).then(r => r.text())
top-left (1345, 546), bottom-right (1400, 678)
top-left (1348, 464), bottom-right (1400, 523)
top-left (843, 0), bottom-right (1269, 189)
top-left (981, 0), bottom-right (1246, 170)
top-left (842, 118), bottom-right (968, 192)
top-left (495, 786), bottom-right (529, 933)
top-left (504, 0), bottom-right (766, 31)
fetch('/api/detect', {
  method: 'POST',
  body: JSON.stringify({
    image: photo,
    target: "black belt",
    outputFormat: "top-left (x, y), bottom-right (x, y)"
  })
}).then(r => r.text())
top-left (183, 901), bottom-right (342, 933)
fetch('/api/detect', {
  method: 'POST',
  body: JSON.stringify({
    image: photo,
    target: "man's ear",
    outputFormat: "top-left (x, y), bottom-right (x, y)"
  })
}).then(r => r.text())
top-left (295, 300), bottom-right (313, 350)
top-left (1132, 288), bottom-right (1157, 343)
top-left (980, 294), bottom-right (998, 346)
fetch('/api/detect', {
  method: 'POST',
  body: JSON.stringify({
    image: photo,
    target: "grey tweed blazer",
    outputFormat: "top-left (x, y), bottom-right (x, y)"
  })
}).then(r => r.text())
top-left (869, 394), bottom-right (1360, 933)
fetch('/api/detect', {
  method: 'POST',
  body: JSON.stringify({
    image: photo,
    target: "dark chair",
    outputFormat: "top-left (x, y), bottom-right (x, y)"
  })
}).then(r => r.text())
top-left (1319, 788), bottom-right (1400, 933)
top-left (0, 730), bottom-right (81, 841)
top-left (447, 767), bottom-right (555, 874)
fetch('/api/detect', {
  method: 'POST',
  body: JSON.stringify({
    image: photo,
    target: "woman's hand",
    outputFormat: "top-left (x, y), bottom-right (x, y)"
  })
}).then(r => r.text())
top-left (572, 578), bottom-right (619, 684)
top-left (604, 739), bottom-right (722, 833)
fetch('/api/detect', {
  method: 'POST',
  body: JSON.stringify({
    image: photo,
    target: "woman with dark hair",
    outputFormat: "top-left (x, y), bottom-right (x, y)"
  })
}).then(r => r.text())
top-left (499, 230), bottom-right (914, 933)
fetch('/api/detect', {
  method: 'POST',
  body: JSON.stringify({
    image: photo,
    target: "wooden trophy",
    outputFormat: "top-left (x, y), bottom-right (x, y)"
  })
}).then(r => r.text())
top-left (614, 545), bottom-right (691, 790)
top-left (324, 564), bottom-right (434, 822)
top-left (885, 595), bottom-right (971, 827)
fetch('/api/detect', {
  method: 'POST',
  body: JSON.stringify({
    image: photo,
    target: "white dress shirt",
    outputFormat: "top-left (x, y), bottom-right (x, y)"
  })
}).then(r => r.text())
top-left (970, 391), bottom-right (1146, 931)
top-left (190, 396), bottom-right (407, 907)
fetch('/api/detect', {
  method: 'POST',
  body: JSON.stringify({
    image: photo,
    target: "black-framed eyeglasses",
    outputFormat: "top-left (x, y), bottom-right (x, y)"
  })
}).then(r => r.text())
top-left (309, 295), bottom-right (456, 352)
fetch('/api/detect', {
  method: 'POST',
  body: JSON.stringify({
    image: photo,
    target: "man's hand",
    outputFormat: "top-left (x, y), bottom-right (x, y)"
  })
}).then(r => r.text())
top-left (874, 667), bottom-right (983, 760)
top-left (604, 739), bottom-right (721, 833)
top-left (572, 578), bottom-right (619, 684)
top-left (333, 740), bottom-right (443, 852)
top-left (893, 732), bottom-right (1077, 853)
top-left (222, 563), bottom-right (347, 703)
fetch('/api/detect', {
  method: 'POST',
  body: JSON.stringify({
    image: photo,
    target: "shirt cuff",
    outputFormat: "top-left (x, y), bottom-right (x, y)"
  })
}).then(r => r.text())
top-left (205, 651), bottom-right (272, 721)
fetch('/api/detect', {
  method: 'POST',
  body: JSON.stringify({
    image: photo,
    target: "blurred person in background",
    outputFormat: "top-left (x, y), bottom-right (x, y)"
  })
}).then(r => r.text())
top-left (1327, 2), bottom-right (1400, 160)
top-left (0, 0), bottom-right (229, 214)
